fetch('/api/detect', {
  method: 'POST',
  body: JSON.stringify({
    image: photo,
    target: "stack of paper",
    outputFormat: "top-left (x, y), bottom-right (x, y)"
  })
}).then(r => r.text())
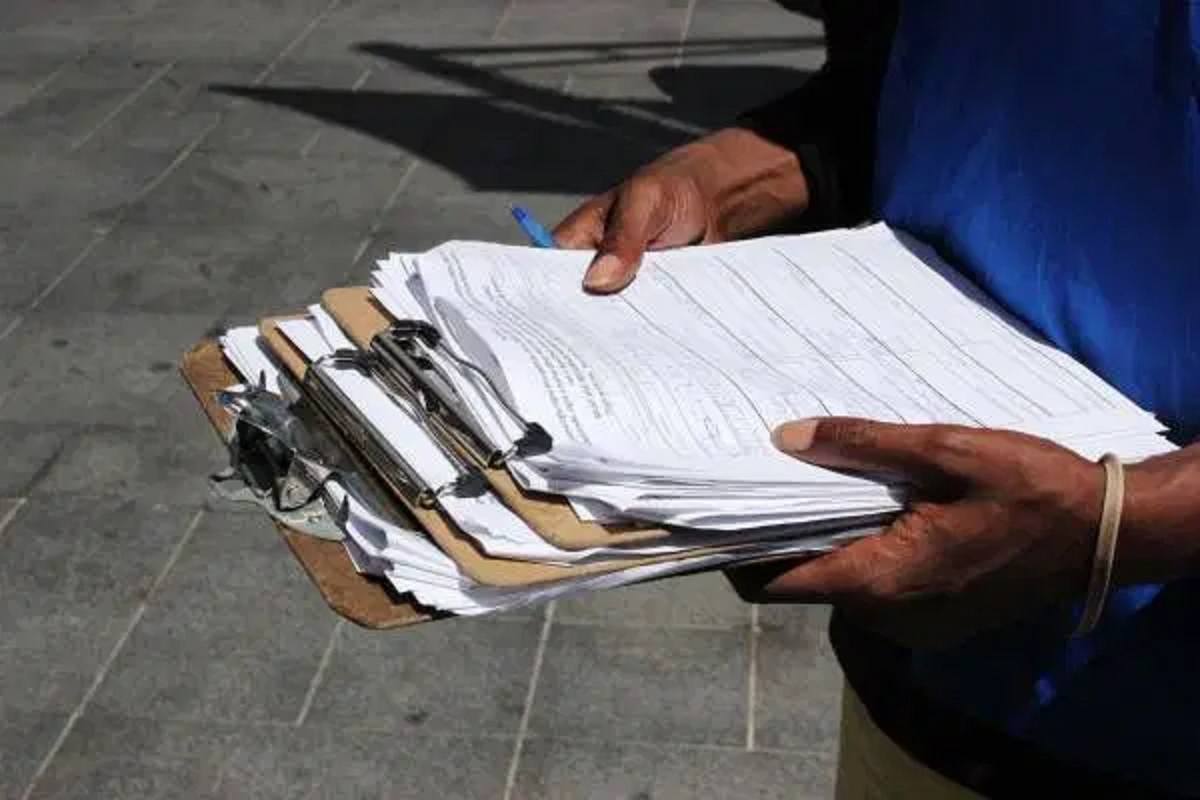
top-left (212, 223), bottom-right (1175, 618)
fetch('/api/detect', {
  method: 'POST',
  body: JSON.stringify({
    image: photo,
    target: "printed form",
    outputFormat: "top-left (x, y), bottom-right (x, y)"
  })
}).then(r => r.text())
top-left (406, 225), bottom-right (1161, 482)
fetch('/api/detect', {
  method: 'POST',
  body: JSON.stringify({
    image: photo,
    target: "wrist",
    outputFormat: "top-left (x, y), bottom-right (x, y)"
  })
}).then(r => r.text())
top-left (688, 127), bottom-right (811, 240)
top-left (1113, 448), bottom-right (1200, 584)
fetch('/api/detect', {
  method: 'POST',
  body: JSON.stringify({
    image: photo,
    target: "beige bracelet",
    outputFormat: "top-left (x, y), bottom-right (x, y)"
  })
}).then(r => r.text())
top-left (1072, 453), bottom-right (1125, 637)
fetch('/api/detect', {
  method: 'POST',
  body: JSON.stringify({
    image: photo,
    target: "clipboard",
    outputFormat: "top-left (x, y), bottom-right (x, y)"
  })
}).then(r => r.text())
top-left (178, 339), bottom-right (436, 629)
top-left (182, 308), bottom-right (858, 623)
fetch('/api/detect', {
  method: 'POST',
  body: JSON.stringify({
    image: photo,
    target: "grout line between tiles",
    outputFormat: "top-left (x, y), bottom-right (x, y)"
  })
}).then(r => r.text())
top-left (350, 67), bottom-right (373, 92)
top-left (27, 232), bottom-right (109, 309)
top-left (70, 60), bottom-right (176, 151)
top-left (299, 129), bottom-right (323, 158)
top-left (552, 616), bottom-right (744, 632)
top-left (518, 731), bottom-right (833, 758)
top-left (0, 314), bottom-right (23, 343)
top-left (0, 497), bottom-right (28, 539)
top-left (372, 158), bottom-right (422, 227)
top-left (294, 619), bottom-right (343, 726)
top-left (490, 0), bottom-right (519, 46)
top-left (350, 157), bottom-right (422, 272)
top-left (251, 0), bottom-right (345, 86)
top-left (19, 508), bottom-right (205, 800)
top-left (747, 603), bottom-right (760, 751)
top-left (676, 0), bottom-right (699, 67)
top-left (298, 65), bottom-right (372, 158)
top-left (502, 600), bottom-right (555, 800)
top-left (5, 695), bottom-right (830, 758)
top-left (350, 234), bottom-right (374, 268)
top-left (6, 56), bottom-right (78, 117)
top-left (28, 106), bottom-right (221, 310)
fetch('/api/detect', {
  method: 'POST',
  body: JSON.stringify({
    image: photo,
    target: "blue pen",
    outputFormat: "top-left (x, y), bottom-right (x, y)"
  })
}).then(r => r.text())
top-left (510, 205), bottom-right (557, 248)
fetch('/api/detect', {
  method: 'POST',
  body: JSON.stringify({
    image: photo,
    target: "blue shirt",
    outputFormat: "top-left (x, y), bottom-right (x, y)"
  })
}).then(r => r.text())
top-left (872, 0), bottom-right (1200, 792)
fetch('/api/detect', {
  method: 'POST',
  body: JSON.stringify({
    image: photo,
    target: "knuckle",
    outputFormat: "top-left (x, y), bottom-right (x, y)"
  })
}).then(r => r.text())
top-left (624, 173), bottom-right (665, 201)
top-left (599, 226), bottom-right (641, 256)
top-left (925, 426), bottom-right (977, 463)
top-left (554, 198), bottom-right (609, 243)
top-left (860, 572), bottom-right (903, 604)
top-left (905, 501), bottom-right (943, 529)
top-left (882, 519), bottom-right (927, 564)
top-left (822, 419), bottom-right (877, 450)
top-left (854, 515), bottom-right (938, 604)
top-left (832, 545), bottom-right (902, 605)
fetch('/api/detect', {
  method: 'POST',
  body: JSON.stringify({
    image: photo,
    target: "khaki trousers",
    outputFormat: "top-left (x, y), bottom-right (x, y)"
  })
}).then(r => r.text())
top-left (836, 685), bottom-right (984, 800)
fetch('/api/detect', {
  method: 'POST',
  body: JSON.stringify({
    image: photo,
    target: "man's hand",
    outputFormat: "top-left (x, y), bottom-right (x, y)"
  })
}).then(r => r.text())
top-left (728, 417), bottom-right (1115, 649)
top-left (553, 127), bottom-right (809, 294)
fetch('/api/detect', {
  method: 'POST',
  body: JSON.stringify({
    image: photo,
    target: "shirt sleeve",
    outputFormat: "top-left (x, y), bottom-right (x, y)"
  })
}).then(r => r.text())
top-left (738, 1), bottom-right (900, 228)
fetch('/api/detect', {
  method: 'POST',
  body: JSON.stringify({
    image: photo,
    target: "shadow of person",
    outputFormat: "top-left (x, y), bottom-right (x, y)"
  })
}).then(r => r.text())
top-left (773, 0), bottom-right (824, 19)
top-left (210, 40), bottom-right (812, 195)
top-left (645, 63), bottom-right (810, 129)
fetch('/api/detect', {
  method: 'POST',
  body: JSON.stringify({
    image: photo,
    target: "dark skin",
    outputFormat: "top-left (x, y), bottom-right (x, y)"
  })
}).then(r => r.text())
top-left (555, 126), bottom-right (1200, 649)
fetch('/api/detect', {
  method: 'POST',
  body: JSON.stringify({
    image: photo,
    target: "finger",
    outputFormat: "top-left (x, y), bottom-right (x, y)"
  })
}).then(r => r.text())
top-left (749, 509), bottom-right (952, 605)
top-left (752, 535), bottom-right (901, 604)
top-left (773, 417), bottom-right (999, 487)
top-left (583, 178), bottom-right (671, 293)
top-left (552, 193), bottom-right (613, 250)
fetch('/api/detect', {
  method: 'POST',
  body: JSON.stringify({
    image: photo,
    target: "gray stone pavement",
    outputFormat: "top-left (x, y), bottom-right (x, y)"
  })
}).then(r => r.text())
top-left (0, 1), bottom-right (839, 797)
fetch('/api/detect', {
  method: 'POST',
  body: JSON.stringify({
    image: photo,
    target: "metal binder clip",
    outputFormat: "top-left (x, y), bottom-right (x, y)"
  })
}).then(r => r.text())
top-left (210, 377), bottom-right (344, 540)
top-left (376, 324), bottom-right (553, 468)
top-left (302, 354), bottom-right (488, 509)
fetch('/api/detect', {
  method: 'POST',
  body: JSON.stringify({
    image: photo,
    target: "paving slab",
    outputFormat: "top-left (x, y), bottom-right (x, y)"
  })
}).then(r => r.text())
top-left (40, 221), bottom-right (367, 316)
top-left (755, 604), bottom-right (844, 752)
top-left (0, 705), bottom-right (69, 800)
top-left (514, 737), bottom-right (836, 800)
top-left (74, 59), bottom-right (268, 155)
top-left (0, 146), bottom-right (178, 231)
top-left (32, 415), bottom-right (224, 507)
top-left (0, 226), bottom-right (102, 311)
top-left (0, 496), bottom-right (195, 713)
top-left (30, 711), bottom-right (512, 800)
top-left (90, 511), bottom-right (338, 724)
top-left (530, 624), bottom-right (749, 746)
top-left (26, 713), bottom-right (240, 800)
top-left (554, 571), bottom-right (750, 629)
top-left (303, 615), bottom-right (542, 736)
top-left (0, 423), bottom-right (74, 496)
top-left (122, 150), bottom-right (412, 230)
top-left (0, 309), bottom-right (219, 429)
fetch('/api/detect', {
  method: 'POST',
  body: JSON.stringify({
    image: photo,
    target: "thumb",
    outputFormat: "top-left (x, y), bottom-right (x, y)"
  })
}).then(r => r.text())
top-left (772, 417), bottom-right (979, 488)
top-left (583, 179), bottom-right (669, 294)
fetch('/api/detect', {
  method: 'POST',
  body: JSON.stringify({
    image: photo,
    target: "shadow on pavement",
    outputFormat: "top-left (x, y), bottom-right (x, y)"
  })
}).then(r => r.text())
top-left (210, 37), bottom-right (818, 194)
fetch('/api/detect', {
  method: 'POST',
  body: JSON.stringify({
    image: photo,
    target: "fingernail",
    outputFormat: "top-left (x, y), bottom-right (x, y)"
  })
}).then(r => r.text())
top-left (772, 419), bottom-right (818, 452)
top-left (583, 254), bottom-right (625, 291)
